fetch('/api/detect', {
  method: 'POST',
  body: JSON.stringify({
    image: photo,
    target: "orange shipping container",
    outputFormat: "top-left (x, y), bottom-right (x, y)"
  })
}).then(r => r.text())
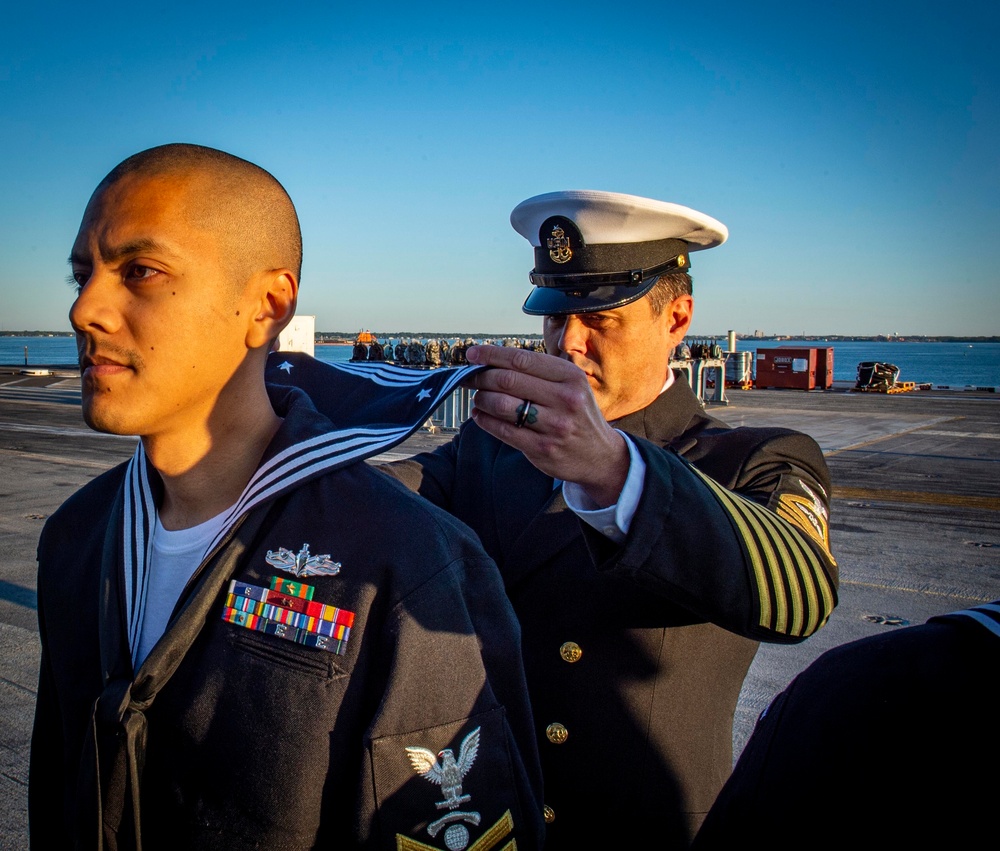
top-left (755, 347), bottom-right (819, 390)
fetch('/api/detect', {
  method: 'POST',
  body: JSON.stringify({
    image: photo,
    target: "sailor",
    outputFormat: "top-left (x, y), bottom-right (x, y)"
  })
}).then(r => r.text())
top-left (407, 339), bottom-right (427, 367)
top-left (29, 143), bottom-right (544, 850)
top-left (449, 339), bottom-right (467, 365)
top-left (426, 338), bottom-right (441, 367)
top-left (693, 600), bottom-right (1000, 847)
top-left (367, 337), bottom-right (385, 361)
top-left (376, 190), bottom-right (839, 847)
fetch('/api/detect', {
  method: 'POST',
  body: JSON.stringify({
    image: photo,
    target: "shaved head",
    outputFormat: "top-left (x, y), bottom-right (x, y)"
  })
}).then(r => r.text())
top-left (94, 143), bottom-right (302, 288)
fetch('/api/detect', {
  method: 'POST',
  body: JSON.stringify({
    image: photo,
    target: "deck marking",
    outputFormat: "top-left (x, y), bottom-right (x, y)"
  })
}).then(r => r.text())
top-left (833, 487), bottom-right (1000, 511)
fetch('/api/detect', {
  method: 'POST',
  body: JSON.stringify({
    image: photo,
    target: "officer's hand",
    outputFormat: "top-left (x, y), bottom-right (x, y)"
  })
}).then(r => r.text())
top-left (462, 345), bottom-right (629, 507)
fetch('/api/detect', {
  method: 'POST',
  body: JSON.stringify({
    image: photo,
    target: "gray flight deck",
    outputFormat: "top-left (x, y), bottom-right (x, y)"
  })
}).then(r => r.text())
top-left (1, 367), bottom-right (998, 848)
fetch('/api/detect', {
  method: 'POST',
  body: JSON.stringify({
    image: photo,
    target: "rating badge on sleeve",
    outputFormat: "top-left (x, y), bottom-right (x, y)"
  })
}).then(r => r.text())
top-left (397, 726), bottom-right (515, 851)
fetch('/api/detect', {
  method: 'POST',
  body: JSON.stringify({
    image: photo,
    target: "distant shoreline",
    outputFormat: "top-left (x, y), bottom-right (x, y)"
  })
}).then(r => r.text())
top-left (3, 332), bottom-right (999, 344)
top-left (4, 333), bottom-right (1000, 389)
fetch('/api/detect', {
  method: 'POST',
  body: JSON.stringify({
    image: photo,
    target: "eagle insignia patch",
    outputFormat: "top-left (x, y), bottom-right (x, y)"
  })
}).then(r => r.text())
top-left (397, 726), bottom-right (514, 850)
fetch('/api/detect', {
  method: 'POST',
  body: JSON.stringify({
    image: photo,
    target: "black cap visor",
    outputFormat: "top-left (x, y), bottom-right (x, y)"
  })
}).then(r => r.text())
top-left (522, 250), bottom-right (689, 316)
top-left (522, 277), bottom-right (659, 315)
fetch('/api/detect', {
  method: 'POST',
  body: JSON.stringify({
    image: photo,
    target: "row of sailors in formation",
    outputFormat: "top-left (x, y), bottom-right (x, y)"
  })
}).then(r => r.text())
top-left (350, 337), bottom-right (546, 366)
top-left (349, 337), bottom-right (725, 366)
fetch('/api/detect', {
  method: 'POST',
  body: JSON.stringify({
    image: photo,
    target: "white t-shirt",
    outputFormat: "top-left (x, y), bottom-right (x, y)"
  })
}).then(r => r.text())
top-left (134, 508), bottom-right (231, 668)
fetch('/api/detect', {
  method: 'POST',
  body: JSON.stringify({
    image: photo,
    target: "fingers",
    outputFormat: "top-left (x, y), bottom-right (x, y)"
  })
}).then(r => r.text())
top-left (468, 403), bottom-right (544, 454)
top-left (471, 389), bottom-right (541, 430)
top-left (469, 389), bottom-right (629, 499)
top-left (513, 399), bottom-right (539, 429)
top-left (462, 345), bottom-right (587, 400)
top-left (465, 344), bottom-right (571, 381)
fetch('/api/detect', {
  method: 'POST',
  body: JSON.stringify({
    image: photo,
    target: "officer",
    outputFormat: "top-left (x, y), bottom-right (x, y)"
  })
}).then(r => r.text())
top-left (381, 190), bottom-right (839, 847)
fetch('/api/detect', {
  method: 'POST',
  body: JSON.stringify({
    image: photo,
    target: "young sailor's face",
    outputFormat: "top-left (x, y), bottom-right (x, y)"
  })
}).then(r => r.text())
top-left (542, 293), bottom-right (691, 421)
top-left (68, 173), bottom-right (256, 439)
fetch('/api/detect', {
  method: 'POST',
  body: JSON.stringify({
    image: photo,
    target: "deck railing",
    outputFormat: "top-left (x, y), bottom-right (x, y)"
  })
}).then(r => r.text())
top-left (423, 357), bottom-right (729, 432)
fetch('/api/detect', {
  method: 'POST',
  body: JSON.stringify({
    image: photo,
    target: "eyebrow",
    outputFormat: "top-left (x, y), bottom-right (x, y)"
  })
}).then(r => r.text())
top-left (68, 237), bottom-right (176, 267)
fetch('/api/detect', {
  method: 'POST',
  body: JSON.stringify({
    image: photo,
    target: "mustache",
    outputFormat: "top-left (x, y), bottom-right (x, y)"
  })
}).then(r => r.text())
top-left (76, 337), bottom-right (144, 372)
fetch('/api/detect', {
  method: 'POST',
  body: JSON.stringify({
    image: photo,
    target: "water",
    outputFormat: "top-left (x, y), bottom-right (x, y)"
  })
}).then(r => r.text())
top-left (0, 337), bottom-right (356, 368)
top-left (1, 336), bottom-right (79, 367)
top-left (4, 336), bottom-right (998, 388)
top-left (743, 340), bottom-right (1000, 388)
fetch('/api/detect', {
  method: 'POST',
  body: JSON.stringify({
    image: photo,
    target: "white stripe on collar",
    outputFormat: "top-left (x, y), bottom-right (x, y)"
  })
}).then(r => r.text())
top-left (120, 364), bottom-right (479, 663)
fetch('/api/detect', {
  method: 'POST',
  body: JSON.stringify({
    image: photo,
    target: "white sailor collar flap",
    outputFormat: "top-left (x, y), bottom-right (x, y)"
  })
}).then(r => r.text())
top-left (117, 359), bottom-right (485, 664)
top-left (265, 351), bottom-right (484, 430)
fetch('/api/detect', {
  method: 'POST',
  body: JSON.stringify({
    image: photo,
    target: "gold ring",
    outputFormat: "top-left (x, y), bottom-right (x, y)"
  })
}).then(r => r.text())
top-left (514, 399), bottom-right (532, 428)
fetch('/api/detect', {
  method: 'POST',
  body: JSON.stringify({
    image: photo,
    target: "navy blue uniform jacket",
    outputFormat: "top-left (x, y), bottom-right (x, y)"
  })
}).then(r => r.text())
top-left (30, 385), bottom-right (545, 850)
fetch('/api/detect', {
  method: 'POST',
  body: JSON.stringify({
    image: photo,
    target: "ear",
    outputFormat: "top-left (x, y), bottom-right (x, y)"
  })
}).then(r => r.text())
top-left (664, 294), bottom-right (694, 344)
top-left (245, 269), bottom-right (299, 351)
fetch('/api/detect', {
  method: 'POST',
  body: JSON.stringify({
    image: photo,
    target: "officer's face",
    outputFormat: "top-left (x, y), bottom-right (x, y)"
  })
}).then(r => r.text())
top-left (68, 172), bottom-right (259, 440)
top-left (543, 293), bottom-right (693, 421)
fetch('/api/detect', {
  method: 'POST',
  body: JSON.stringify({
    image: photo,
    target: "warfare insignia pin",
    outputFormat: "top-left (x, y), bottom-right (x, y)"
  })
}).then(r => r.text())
top-left (547, 224), bottom-right (572, 264)
top-left (265, 543), bottom-right (341, 578)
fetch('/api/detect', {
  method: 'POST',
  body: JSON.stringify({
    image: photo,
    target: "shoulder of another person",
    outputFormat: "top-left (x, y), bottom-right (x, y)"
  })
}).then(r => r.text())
top-left (302, 460), bottom-right (492, 558)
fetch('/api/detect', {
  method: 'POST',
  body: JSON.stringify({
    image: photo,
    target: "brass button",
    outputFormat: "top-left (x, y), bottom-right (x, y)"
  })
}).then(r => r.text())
top-left (559, 641), bottom-right (582, 663)
top-left (546, 722), bottom-right (569, 744)
top-left (543, 805), bottom-right (555, 824)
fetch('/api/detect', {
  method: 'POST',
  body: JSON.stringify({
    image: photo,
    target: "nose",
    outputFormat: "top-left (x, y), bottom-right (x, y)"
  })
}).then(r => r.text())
top-left (69, 269), bottom-right (121, 337)
top-left (556, 315), bottom-right (589, 356)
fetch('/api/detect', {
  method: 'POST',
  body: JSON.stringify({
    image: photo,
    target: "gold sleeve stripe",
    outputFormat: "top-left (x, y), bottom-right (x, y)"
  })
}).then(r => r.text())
top-left (770, 504), bottom-right (837, 632)
top-left (687, 465), bottom-right (835, 637)
top-left (721, 495), bottom-right (786, 631)
top-left (768, 510), bottom-right (824, 635)
top-left (696, 472), bottom-right (800, 633)
top-left (397, 810), bottom-right (515, 851)
top-left (469, 810), bottom-right (515, 851)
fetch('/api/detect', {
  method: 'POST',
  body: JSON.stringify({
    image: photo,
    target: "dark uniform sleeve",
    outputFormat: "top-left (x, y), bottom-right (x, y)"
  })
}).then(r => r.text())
top-left (592, 429), bottom-right (838, 642)
top-left (28, 596), bottom-right (69, 849)
top-left (362, 547), bottom-right (545, 849)
top-left (691, 610), bottom-right (999, 847)
top-left (29, 493), bottom-right (112, 851)
top-left (384, 424), bottom-right (837, 643)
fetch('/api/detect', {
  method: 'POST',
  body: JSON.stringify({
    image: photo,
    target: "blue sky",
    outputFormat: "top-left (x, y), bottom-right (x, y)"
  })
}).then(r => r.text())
top-left (1, 1), bottom-right (996, 337)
